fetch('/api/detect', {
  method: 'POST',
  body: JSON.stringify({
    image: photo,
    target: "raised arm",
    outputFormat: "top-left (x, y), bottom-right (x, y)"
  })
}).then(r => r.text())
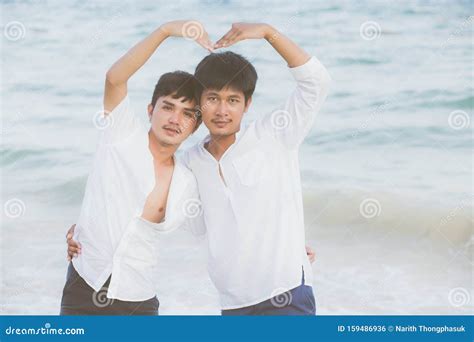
top-left (104, 20), bottom-right (213, 113)
top-left (214, 23), bottom-right (310, 68)
top-left (215, 23), bottom-right (332, 148)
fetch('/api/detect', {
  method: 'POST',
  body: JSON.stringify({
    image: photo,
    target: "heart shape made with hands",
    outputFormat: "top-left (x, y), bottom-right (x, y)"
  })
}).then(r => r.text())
top-left (179, 21), bottom-right (270, 52)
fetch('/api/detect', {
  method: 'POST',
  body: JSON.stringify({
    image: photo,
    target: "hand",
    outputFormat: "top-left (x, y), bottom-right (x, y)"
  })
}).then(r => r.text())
top-left (66, 224), bottom-right (82, 261)
top-left (214, 22), bottom-right (272, 49)
top-left (160, 20), bottom-right (214, 52)
top-left (306, 245), bottom-right (316, 264)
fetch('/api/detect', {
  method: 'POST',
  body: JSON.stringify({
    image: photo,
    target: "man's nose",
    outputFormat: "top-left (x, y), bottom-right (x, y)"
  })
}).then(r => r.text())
top-left (168, 111), bottom-right (180, 124)
top-left (216, 101), bottom-right (229, 116)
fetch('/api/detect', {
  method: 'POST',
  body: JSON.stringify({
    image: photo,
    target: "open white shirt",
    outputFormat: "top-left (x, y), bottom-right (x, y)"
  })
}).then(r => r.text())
top-left (183, 56), bottom-right (332, 309)
top-left (72, 95), bottom-right (204, 301)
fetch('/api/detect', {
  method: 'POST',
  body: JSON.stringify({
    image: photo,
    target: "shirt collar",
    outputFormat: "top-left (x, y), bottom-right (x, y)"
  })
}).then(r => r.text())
top-left (198, 122), bottom-right (249, 152)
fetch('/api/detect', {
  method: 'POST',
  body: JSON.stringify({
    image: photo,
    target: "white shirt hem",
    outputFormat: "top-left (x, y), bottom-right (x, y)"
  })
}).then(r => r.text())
top-left (71, 257), bottom-right (112, 293)
top-left (219, 278), bottom-right (314, 311)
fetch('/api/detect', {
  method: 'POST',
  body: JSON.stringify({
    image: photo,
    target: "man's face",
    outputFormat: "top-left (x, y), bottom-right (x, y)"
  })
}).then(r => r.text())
top-left (200, 87), bottom-right (251, 137)
top-left (148, 95), bottom-right (198, 146)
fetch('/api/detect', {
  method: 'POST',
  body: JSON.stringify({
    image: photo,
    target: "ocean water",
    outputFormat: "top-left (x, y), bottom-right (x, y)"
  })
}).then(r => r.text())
top-left (1, 0), bottom-right (472, 314)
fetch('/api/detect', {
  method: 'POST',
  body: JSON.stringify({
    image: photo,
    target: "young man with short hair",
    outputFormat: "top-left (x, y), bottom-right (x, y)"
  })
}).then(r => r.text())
top-left (60, 20), bottom-right (212, 315)
top-left (183, 23), bottom-right (332, 315)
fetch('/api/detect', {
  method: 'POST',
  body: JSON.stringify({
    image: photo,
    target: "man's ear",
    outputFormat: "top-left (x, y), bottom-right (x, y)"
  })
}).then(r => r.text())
top-left (147, 104), bottom-right (154, 121)
top-left (244, 96), bottom-right (252, 113)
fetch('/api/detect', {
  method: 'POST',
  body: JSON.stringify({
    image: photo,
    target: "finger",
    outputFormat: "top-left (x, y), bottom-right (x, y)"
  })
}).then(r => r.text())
top-left (196, 32), bottom-right (211, 50)
top-left (202, 33), bottom-right (214, 51)
top-left (197, 39), bottom-right (214, 52)
top-left (68, 238), bottom-right (80, 246)
top-left (214, 34), bottom-right (228, 48)
top-left (206, 40), bottom-right (215, 52)
top-left (68, 248), bottom-right (80, 256)
top-left (214, 29), bottom-right (234, 48)
top-left (225, 30), bottom-right (242, 46)
top-left (222, 35), bottom-right (242, 48)
top-left (66, 249), bottom-right (78, 259)
top-left (70, 246), bottom-right (81, 254)
top-left (68, 240), bottom-right (80, 249)
top-left (66, 224), bottom-right (76, 239)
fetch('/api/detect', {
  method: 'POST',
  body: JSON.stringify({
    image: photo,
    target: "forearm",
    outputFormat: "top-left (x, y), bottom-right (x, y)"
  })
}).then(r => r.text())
top-left (264, 25), bottom-right (310, 68)
top-left (106, 26), bottom-right (169, 85)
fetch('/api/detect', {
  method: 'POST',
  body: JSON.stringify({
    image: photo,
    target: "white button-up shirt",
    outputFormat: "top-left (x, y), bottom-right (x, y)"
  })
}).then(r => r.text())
top-left (183, 56), bottom-right (332, 309)
top-left (72, 95), bottom-right (204, 301)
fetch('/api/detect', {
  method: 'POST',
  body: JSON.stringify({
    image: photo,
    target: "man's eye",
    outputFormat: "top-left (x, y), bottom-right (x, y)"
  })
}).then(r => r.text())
top-left (184, 112), bottom-right (194, 118)
top-left (208, 97), bottom-right (217, 102)
top-left (163, 105), bottom-right (172, 110)
top-left (229, 98), bottom-right (239, 103)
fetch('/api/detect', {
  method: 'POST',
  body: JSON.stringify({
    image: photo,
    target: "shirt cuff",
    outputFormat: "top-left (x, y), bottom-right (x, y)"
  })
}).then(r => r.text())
top-left (289, 56), bottom-right (328, 81)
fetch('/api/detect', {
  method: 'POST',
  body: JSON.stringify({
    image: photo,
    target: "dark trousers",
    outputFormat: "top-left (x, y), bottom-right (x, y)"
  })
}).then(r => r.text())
top-left (60, 262), bottom-right (159, 315)
top-left (221, 268), bottom-right (316, 316)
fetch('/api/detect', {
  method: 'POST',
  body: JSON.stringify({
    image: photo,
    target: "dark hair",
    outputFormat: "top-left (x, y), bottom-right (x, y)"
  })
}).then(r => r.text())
top-left (194, 51), bottom-right (258, 104)
top-left (151, 71), bottom-right (198, 107)
top-left (150, 71), bottom-right (202, 130)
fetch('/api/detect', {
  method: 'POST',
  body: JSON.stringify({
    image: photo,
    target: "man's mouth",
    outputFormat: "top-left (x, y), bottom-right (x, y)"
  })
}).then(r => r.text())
top-left (212, 119), bottom-right (231, 128)
top-left (163, 126), bottom-right (181, 135)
